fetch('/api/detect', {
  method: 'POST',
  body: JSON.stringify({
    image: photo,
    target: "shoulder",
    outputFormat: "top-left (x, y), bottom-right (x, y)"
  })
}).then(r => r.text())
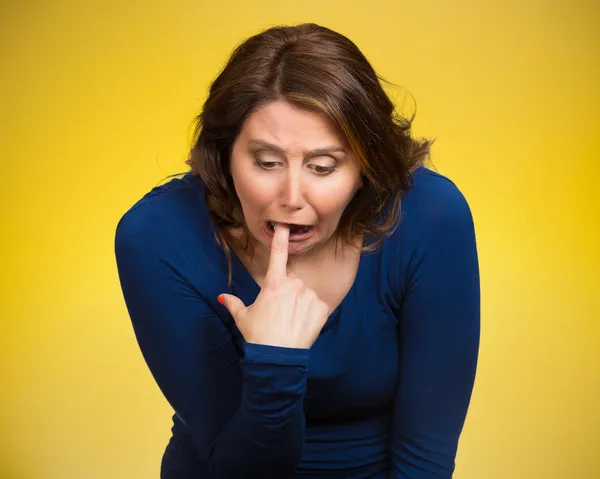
top-left (114, 173), bottom-right (226, 288)
top-left (394, 166), bottom-right (476, 244)
top-left (381, 167), bottom-right (478, 299)
top-left (402, 166), bottom-right (474, 227)
top-left (115, 172), bottom-right (207, 236)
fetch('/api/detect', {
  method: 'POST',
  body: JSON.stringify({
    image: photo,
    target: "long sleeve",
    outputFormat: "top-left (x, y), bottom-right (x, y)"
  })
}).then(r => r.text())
top-left (114, 201), bottom-right (308, 478)
top-left (390, 179), bottom-right (480, 478)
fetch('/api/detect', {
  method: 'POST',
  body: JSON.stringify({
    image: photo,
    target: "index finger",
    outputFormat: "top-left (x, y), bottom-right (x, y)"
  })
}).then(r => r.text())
top-left (266, 223), bottom-right (289, 280)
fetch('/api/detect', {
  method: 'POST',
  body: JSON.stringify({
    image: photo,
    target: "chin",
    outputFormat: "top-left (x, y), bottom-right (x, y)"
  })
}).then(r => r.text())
top-left (252, 222), bottom-right (330, 256)
top-left (261, 231), bottom-right (318, 256)
top-left (287, 242), bottom-right (316, 255)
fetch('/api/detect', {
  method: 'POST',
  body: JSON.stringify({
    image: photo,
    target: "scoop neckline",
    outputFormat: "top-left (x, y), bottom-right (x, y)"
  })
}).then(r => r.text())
top-left (229, 236), bottom-right (369, 321)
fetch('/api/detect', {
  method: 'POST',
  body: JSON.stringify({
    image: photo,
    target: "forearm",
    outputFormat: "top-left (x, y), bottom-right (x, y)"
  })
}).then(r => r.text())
top-left (203, 343), bottom-right (309, 478)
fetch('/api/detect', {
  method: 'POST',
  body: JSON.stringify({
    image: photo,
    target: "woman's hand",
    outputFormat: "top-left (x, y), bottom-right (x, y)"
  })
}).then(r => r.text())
top-left (218, 224), bottom-right (329, 349)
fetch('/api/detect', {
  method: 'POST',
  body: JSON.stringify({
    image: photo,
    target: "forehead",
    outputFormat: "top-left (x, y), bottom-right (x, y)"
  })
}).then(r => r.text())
top-left (238, 101), bottom-right (346, 148)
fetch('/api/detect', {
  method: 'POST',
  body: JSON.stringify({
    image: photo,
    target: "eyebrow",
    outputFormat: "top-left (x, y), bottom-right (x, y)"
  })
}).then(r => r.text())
top-left (248, 139), bottom-right (347, 157)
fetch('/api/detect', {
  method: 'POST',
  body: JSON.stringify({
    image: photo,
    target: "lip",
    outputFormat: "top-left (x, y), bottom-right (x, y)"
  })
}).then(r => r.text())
top-left (264, 222), bottom-right (316, 242)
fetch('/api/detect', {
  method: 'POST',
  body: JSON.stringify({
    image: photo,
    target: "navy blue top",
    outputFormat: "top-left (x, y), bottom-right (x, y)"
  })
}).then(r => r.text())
top-left (114, 166), bottom-right (480, 478)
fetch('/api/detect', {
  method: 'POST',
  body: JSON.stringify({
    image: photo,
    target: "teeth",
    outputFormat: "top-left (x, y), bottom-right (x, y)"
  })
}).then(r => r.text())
top-left (268, 221), bottom-right (312, 233)
top-left (291, 225), bottom-right (311, 234)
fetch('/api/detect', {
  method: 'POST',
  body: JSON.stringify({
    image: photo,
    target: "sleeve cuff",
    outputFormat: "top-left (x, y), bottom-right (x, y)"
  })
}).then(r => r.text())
top-left (243, 342), bottom-right (310, 366)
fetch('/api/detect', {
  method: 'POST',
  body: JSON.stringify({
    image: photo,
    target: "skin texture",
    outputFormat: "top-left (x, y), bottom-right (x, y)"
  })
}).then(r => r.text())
top-left (219, 223), bottom-right (330, 349)
top-left (220, 100), bottom-right (366, 345)
top-left (229, 100), bottom-right (363, 262)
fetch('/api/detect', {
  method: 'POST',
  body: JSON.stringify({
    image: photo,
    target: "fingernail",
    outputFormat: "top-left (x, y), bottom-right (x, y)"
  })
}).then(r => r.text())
top-left (217, 294), bottom-right (225, 305)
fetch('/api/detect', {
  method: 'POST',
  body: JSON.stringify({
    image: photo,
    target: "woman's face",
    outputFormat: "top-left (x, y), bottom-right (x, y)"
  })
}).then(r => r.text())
top-left (230, 100), bottom-right (363, 256)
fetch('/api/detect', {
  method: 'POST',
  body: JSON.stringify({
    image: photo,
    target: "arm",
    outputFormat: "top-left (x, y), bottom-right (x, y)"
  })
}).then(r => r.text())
top-left (391, 185), bottom-right (480, 478)
top-left (114, 204), bottom-right (308, 478)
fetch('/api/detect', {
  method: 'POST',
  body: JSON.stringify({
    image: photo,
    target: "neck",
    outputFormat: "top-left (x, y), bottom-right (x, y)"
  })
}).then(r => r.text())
top-left (257, 233), bottom-right (341, 269)
top-left (229, 227), bottom-right (363, 279)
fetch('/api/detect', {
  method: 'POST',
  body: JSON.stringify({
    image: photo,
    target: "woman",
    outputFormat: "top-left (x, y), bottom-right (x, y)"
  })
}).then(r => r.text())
top-left (115, 23), bottom-right (480, 478)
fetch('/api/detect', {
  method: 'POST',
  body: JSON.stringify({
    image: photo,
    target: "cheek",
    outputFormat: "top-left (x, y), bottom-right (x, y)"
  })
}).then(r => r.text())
top-left (311, 183), bottom-right (358, 219)
top-left (234, 173), bottom-right (275, 216)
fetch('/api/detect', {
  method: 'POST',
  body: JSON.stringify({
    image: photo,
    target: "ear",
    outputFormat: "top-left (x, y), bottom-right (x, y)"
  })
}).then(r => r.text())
top-left (357, 175), bottom-right (364, 190)
top-left (352, 178), bottom-right (364, 199)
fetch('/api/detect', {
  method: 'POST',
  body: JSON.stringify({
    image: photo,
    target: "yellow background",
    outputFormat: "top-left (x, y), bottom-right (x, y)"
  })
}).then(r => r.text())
top-left (3, 0), bottom-right (599, 477)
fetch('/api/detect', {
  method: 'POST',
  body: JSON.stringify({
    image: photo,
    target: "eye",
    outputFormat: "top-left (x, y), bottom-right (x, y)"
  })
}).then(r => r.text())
top-left (309, 164), bottom-right (337, 175)
top-left (253, 160), bottom-right (281, 170)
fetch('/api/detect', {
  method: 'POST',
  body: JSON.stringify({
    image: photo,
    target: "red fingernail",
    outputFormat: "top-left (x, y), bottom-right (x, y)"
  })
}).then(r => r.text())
top-left (217, 294), bottom-right (225, 305)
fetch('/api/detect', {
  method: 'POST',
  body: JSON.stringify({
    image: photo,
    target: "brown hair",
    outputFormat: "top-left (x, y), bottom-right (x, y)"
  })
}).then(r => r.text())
top-left (167, 23), bottom-right (434, 285)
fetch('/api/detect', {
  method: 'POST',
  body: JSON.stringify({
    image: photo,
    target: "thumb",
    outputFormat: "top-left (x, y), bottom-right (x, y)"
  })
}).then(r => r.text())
top-left (218, 294), bottom-right (246, 318)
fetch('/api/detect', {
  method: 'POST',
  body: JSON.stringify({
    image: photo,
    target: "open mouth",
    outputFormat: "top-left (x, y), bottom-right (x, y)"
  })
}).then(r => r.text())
top-left (266, 221), bottom-right (315, 240)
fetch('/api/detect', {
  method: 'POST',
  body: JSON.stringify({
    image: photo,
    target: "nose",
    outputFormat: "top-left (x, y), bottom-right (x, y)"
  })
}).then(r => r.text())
top-left (279, 169), bottom-right (305, 210)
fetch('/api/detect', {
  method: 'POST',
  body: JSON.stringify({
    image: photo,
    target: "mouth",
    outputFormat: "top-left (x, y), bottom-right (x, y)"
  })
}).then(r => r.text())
top-left (265, 221), bottom-right (316, 241)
